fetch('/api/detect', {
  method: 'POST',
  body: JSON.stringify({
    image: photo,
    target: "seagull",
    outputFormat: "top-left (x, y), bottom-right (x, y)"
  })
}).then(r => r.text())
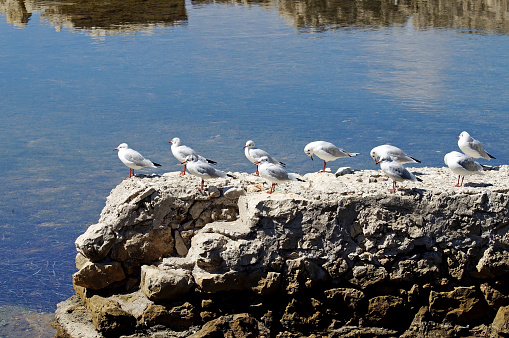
top-left (169, 137), bottom-right (216, 175)
top-left (378, 156), bottom-right (421, 193)
top-left (444, 151), bottom-right (484, 187)
top-left (255, 156), bottom-right (304, 194)
top-left (304, 141), bottom-right (359, 172)
top-left (114, 143), bottom-right (161, 179)
top-left (243, 140), bottom-right (285, 176)
top-left (370, 144), bottom-right (420, 164)
top-left (183, 155), bottom-right (233, 190)
top-left (457, 131), bottom-right (495, 160)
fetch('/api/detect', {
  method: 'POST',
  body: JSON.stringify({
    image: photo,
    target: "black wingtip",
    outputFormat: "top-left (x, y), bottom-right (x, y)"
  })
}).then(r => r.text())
top-left (207, 159), bottom-right (217, 165)
top-left (296, 177), bottom-right (305, 182)
top-left (416, 176), bottom-right (423, 182)
top-left (488, 153), bottom-right (496, 159)
top-left (279, 162), bottom-right (286, 167)
top-left (227, 173), bottom-right (236, 179)
top-left (411, 157), bottom-right (421, 163)
top-left (153, 162), bottom-right (162, 167)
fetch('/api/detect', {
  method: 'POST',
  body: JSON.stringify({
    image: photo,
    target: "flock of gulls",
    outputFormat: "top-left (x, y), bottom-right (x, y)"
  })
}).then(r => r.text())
top-left (114, 131), bottom-right (496, 194)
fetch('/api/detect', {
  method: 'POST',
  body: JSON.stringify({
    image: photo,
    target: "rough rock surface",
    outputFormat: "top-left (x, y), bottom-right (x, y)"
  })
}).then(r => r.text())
top-left (54, 166), bottom-right (509, 337)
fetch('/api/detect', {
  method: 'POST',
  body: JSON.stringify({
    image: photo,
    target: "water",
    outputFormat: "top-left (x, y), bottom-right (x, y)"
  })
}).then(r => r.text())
top-left (1, 0), bottom-right (508, 334)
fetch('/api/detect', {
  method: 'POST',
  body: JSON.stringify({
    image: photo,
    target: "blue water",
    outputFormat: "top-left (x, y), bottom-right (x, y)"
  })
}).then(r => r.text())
top-left (1, 0), bottom-right (509, 315)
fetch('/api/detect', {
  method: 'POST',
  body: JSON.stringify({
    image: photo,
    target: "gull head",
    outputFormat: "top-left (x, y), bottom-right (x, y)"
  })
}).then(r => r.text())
top-left (457, 131), bottom-right (470, 140)
top-left (114, 143), bottom-right (128, 151)
top-left (370, 149), bottom-right (379, 163)
top-left (169, 137), bottom-right (181, 146)
top-left (243, 140), bottom-right (255, 149)
top-left (183, 154), bottom-right (198, 164)
top-left (303, 143), bottom-right (314, 160)
top-left (255, 156), bottom-right (270, 165)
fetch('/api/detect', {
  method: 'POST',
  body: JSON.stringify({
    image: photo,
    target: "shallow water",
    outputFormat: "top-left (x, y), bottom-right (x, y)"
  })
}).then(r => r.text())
top-left (1, 0), bottom-right (509, 332)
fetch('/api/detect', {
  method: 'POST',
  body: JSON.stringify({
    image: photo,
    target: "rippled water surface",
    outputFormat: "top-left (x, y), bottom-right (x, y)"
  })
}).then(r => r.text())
top-left (1, 0), bottom-right (509, 334)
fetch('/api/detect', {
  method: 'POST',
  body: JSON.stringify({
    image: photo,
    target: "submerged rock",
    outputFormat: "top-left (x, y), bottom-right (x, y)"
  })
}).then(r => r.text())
top-left (54, 168), bottom-right (509, 337)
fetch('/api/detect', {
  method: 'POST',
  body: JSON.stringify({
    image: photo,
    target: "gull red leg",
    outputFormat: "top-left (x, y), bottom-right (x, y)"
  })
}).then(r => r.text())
top-left (388, 180), bottom-right (396, 193)
top-left (181, 164), bottom-right (187, 176)
top-left (319, 161), bottom-right (327, 173)
top-left (267, 183), bottom-right (276, 194)
top-left (254, 165), bottom-right (259, 176)
top-left (197, 179), bottom-right (205, 191)
top-left (455, 175), bottom-right (464, 187)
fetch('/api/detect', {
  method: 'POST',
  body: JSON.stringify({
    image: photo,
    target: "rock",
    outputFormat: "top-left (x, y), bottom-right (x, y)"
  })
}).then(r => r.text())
top-left (491, 305), bottom-right (509, 336)
top-left (53, 296), bottom-right (103, 338)
top-left (72, 260), bottom-right (125, 290)
top-left (280, 298), bottom-right (324, 332)
top-left (429, 286), bottom-right (491, 323)
top-left (480, 282), bottom-right (509, 308)
top-left (349, 264), bottom-right (388, 288)
top-left (174, 230), bottom-right (188, 257)
top-left (142, 302), bottom-right (198, 328)
top-left (189, 313), bottom-right (262, 338)
top-left (140, 265), bottom-right (194, 301)
top-left (335, 167), bottom-right (353, 177)
top-left (475, 246), bottom-right (509, 278)
top-left (324, 288), bottom-right (365, 320)
top-left (87, 295), bottom-right (136, 333)
top-left (55, 167), bottom-right (509, 337)
top-left (110, 225), bottom-right (174, 262)
top-left (75, 222), bottom-right (116, 262)
top-left (364, 295), bottom-right (407, 328)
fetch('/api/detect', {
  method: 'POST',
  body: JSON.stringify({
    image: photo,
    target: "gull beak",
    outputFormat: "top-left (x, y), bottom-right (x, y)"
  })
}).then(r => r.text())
top-left (169, 141), bottom-right (173, 144)
top-left (242, 146), bottom-right (247, 149)
top-left (456, 136), bottom-right (460, 139)
top-left (374, 159), bottom-right (379, 164)
top-left (254, 161), bottom-right (260, 165)
top-left (310, 155), bottom-right (314, 161)
top-left (114, 148), bottom-right (118, 151)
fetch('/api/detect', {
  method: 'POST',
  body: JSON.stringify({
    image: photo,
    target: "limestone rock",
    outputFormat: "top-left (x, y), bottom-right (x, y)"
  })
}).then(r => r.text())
top-left (87, 295), bottom-right (136, 333)
top-left (142, 302), bottom-right (198, 328)
top-left (56, 167), bottom-right (509, 337)
top-left (429, 286), bottom-right (491, 323)
top-left (75, 222), bottom-right (116, 262)
top-left (491, 305), bottom-right (509, 336)
top-left (364, 295), bottom-right (407, 328)
top-left (140, 265), bottom-right (194, 301)
top-left (189, 313), bottom-right (262, 338)
top-left (73, 260), bottom-right (125, 290)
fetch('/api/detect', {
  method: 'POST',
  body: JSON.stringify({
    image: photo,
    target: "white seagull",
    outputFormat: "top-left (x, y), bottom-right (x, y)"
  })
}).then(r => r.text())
top-left (444, 151), bottom-right (484, 187)
top-left (114, 143), bottom-right (161, 179)
top-left (370, 144), bottom-right (420, 164)
top-left (169, 137), bottom-right (216, 175)
top-left (378, 156), bottom-right (421, 193)
top-left (457, 131), bottom-right (495, 160)
top-left (304, 141), bottom-right (359, 172)
top-left (255, 156), bottom-right (304, 194)
top-left (243, 140), bottom-right (285, 176)
top-left (183, 155), bottom-right (233, 190)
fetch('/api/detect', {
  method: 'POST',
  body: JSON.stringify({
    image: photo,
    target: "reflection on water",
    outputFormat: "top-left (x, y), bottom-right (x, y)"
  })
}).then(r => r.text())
top-left (1, 0), bottom-right (509, 34)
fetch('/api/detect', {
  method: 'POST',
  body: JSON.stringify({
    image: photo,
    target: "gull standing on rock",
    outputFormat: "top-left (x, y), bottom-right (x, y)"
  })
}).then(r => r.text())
top-left (304, 141), bottom-right (359, 172)
top-left (370, 144), bottom-right (420, 164)
top-left (114, 143), bottom-right (161, 179)
top-left (378, 156), bottom-right (421, 193)
top-left (243, 140), bottom-right (285, 176)
top-left (444, 151), bottom-right (484, 187)
top-left (170, 137), bottom-right (217, 175)
top-left (457, 131), bottom-right (495, 160)
top-left (183, 155), bottom-right (233, 190)
top-left (255, 156), bottom-right (304, 194)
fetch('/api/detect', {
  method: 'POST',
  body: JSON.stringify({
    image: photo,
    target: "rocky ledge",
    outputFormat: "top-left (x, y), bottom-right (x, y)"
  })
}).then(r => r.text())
top-left (53, 166), bottom-right (509, 337)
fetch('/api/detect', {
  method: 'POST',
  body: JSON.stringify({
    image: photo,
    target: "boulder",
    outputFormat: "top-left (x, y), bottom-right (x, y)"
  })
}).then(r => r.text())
top-left (73, 260), bottom-right (125, 290)
top-left (140, 265), bottom-right (194, 301)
